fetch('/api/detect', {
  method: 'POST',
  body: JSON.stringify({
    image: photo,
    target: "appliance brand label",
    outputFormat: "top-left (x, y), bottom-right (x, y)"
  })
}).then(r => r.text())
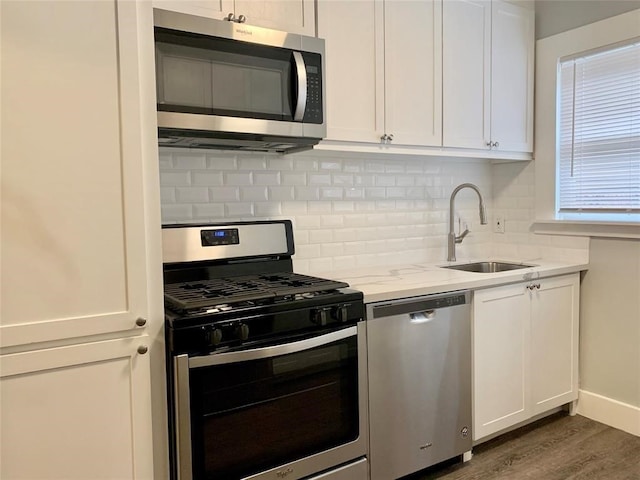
top-left (276, 467), bottom-right (294, 478)
top-left (235, 28), bottom-right (253, 35)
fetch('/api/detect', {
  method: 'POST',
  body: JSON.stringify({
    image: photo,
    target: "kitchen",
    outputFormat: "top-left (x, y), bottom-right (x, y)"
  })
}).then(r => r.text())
top-left (1, 1), bottom-right (639, 479)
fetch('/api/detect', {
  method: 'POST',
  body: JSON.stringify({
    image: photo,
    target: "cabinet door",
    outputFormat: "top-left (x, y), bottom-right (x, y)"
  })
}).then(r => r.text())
top-left (530, 274), bottom-right (580, 415)
top-left (384, 0), bottom-right (442, 146)
top-left (442, 0), bottom-right (491, 149)
top-left (236, 0), bottom-right (315, 36)
top-left (0, 0), bottom-right (160, 347)
top-left (0, 336), bottom-right (153, 479)
top-left (318, 0), bottom-right (384, 143)
top-left (473, 282), bottom-right (530, 440)
top-left (490, 0), bottom-right (534, 152)
top-left (152, 0), bottom-right (232, 20)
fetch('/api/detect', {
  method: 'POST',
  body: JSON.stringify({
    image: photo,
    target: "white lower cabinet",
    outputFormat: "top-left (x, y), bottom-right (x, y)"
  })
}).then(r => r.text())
top-left (0, 336), bottom-right (153, 479)
top-left (473, 273), bottom-right (580, 441)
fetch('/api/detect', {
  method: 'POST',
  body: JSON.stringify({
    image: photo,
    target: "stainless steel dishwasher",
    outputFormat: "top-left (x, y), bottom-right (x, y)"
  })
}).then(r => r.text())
top-left (366, 291), bottom-right (472, 480)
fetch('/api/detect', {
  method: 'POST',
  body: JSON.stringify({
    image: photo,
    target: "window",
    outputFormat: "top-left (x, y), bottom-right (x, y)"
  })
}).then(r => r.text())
top-left (557, 39), bottom-right (640, 222)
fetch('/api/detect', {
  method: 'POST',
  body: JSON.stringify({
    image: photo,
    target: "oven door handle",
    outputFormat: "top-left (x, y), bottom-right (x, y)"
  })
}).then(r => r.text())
top-left (189, 326), bottom-right (357, 368)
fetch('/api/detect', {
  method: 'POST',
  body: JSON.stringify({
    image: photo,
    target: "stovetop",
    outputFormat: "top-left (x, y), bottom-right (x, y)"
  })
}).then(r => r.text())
top-left (164, 272), bottom-right (350, 314)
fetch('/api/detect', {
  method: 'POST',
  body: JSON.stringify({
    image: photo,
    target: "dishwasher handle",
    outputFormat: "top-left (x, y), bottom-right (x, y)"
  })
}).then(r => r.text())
top-left (410, 310), bottom-right (436, 324)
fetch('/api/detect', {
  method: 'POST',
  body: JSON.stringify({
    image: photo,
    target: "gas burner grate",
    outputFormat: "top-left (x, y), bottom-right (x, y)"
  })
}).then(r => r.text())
top-left (164, 273), bottom-right (349, 312)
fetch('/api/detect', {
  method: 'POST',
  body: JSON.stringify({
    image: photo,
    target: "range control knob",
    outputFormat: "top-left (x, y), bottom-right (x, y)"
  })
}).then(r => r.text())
top-left (312, 308), bottom-right (329, 326)
top-left (205, 328), bottom-right (223, 346)
top-left (333, 305), bottom-right (350, 322)
top-left (236, 323), bottom-right (250, 341)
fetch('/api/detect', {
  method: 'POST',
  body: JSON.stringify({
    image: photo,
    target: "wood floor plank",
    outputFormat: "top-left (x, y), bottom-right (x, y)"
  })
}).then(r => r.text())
top-left (407, 413), bottom-right (640, 480)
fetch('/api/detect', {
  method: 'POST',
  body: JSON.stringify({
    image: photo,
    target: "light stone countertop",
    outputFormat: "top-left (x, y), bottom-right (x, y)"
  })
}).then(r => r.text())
top-left (318, 259), bottom-right (589, 304)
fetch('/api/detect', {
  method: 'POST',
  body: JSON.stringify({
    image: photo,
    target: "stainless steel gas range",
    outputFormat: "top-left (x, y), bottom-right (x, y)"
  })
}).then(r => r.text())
top-left (162, 220), bottom-right (368, 480)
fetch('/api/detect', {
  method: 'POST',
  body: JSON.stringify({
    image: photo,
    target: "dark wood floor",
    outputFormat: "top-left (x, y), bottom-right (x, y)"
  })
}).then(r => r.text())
top-left (408, 412), bottom-right (640, 480)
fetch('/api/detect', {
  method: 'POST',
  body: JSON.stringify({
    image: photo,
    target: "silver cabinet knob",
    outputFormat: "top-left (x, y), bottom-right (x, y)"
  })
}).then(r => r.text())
top-left (237, 14), bottom-right (246, 23)
top-left (493, 141), bottom-right (500, 148)
top-left (135, 317), bottom-right (147, 327)
top-left (387, 134), bottom-right (394, 142)
top-left (380, 134), bottom-right (388, 143)
top-left (486, 141), bottom-right (492, 147)
top-left (137, 345), bottom-right (148, 355)
top-left (225, 12), bottom-right (235, 21)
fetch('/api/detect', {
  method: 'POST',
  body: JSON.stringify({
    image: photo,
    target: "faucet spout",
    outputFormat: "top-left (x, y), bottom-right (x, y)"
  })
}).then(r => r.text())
top-left (447, 183), bottom-right (487, 262)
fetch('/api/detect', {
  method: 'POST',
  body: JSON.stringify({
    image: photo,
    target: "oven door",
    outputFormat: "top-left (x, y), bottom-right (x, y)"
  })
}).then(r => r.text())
top-left (172, 325), bottom-right (368, 480)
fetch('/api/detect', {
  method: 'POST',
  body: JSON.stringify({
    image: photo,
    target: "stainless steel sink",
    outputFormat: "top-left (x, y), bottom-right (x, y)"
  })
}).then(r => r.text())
top-left (442, 261), bottom-right (537, 273)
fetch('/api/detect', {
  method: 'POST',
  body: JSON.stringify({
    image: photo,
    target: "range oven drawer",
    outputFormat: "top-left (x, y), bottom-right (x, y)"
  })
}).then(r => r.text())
top-left (305, 458), bottom-right (368, 480)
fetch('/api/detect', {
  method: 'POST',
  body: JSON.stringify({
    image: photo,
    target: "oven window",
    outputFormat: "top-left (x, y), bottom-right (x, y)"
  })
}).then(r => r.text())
top-left (188, 336), bottom-right (359, 479)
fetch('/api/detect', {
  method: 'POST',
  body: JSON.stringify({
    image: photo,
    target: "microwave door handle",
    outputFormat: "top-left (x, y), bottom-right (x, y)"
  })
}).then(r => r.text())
top-left (292, 51), bottom-right (307, 121)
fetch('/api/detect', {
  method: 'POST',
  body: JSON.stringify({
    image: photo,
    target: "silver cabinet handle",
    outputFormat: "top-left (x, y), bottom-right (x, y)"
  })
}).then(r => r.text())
top-left (137, 345), bottom-right (148, 355)
top-left (135, 317), bottom-right (147, 327)
top-left (292, 51), bottom-right (307, 122)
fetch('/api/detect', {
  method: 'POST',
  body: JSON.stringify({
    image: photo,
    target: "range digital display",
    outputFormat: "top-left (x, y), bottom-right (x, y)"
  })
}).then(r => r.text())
top-left (201, 228), bottom-right (239, 246)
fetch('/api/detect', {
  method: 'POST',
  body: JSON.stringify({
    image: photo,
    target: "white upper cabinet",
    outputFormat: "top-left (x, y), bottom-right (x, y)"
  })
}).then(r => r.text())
top-left (443, 0), bottom-right (534, 153)
top-left (318, 0), bottom-right (442, 147)
top-left (384, 0), bottom-right (442, 147)
top-left (318, 0), bottom-right (383, 143)
top-left (0, 0), bottom-right (161, 348)
top-left (153, 0), bottom-right (316, 36)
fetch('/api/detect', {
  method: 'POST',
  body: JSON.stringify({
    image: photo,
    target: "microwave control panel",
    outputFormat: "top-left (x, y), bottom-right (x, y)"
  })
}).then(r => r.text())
top-left (302, 52), bottom-right (323, 125)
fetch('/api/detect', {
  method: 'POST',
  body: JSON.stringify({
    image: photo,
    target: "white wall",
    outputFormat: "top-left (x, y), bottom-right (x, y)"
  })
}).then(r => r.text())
top-left (535, 0), bottom-right (640, 39)
top-left (533, 9), bottom-right (640, 432)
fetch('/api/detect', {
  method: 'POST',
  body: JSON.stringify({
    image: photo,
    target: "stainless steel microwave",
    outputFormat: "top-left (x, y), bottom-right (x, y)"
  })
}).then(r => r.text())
top-left (153, 9), bottom-right (326, 154)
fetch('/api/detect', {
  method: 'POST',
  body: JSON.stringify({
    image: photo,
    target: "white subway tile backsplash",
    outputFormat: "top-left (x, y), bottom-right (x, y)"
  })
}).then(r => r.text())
top-left (158, 148), bottom-right (588, 273)
top-left (207, 155), bottom-right (237, 170)
top-left (160, 187), bottom-right (176, 204)
top-left (293, 157), bottom-right (318, 171)
top-left (309, 173), bottom-right (332, 185)
top-left (225, 172), bottom-right (253, 185)
top-left (173, 153), bottom-right (206, 169)
top-left (307, 201), bottom-right (332, 214)
top-left (160, 171), bottom-right (191, 186)
top-left (254, 172), bottom-right (281, 185)
top-left (240, 186), bottom-right (268, 202)
top-left (193, 203), bottom-right (225, 219)
top-left (225, 202), bottom-right (254, 217)
top-left (176, 187), bottom-right (210, 203)
top-left (294, 186), bottom-right (320, 200)
top-left (320, 187), bottom-right (343, 200)
top-left (268, 186), bottom-right (295, 201)
top-left (282, 172), bottom-right (307, 185)
top-left (192, 171), bottom-right (224, 186)
top-left (254, 202), bottom-right (282, 217)
top-left (238, 157), bottom-right (267, 170)
top-left (210, 186), bottom-right (240, 202)
top-left (268, 157), bottom-right (294, 170)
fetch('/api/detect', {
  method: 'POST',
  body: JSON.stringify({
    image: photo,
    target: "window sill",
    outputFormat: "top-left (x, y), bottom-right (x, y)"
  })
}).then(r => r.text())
top-left (532, 220), bottom-right (640, 239)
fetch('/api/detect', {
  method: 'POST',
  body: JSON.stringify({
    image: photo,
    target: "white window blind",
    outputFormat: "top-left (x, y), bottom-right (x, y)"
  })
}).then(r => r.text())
top-left (557, 40), bottom-right (640, 217)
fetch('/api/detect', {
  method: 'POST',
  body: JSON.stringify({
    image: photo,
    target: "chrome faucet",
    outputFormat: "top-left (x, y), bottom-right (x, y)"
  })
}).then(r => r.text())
top-left (448, 183), bottom-right (487, 262)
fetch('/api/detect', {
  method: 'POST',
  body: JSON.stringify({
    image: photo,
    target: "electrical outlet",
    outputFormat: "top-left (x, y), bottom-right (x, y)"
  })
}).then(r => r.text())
top-left (494, 216), bottom-right (505, 233)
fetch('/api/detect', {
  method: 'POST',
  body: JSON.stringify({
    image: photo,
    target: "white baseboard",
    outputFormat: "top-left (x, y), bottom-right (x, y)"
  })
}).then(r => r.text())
top-left (576, 389), bottom-right (640, 437)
